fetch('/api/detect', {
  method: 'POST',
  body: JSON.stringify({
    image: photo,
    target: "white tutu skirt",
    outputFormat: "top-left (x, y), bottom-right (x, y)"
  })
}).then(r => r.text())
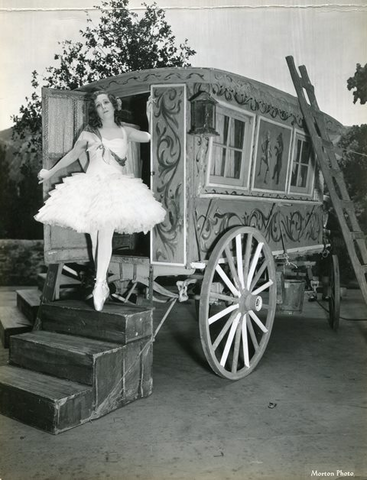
top-left (35, 172), bottom-right (166, 234)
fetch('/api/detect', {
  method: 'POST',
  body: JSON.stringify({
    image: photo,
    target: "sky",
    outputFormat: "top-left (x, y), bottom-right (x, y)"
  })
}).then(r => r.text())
top-left (0, 0), bottom-right (366, 131)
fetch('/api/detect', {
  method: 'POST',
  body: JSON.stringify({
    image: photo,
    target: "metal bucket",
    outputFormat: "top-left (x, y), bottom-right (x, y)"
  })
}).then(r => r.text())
top-left (279, 279), bottom-right (305, 314)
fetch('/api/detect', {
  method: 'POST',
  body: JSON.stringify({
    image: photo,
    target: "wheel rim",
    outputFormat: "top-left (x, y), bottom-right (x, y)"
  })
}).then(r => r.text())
top-left (199, 226), bottom-right (277, 380)
top-left (328, 254), bottom-right (340, 331)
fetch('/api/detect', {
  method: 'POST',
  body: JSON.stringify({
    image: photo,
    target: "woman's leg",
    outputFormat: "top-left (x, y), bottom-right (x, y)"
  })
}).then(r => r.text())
top-left (93, 227), bottom-right (114, 311)
top-left (89, 230), bottom-right (98, 265)
top-left (95, 227), bottom-right (114, 280)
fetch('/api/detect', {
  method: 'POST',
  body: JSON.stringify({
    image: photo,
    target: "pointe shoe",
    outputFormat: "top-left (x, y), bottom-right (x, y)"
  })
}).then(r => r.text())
top-left (93, 279), bottom-right (110, 311)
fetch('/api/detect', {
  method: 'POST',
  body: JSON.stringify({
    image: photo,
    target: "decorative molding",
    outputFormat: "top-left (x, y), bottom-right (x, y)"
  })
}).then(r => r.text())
top-left (151, 85), bottom-right (186, 263)
top-left (197, 205), bottom-right (322, 254)
top-left (78, 67), bottom-right (344, 134)
top-left (194, 80), bottom-right (304, 128)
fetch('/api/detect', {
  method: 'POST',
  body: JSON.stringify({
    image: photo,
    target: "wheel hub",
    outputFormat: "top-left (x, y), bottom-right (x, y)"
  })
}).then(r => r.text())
top-left (239, 290), bottom-right (262, 313)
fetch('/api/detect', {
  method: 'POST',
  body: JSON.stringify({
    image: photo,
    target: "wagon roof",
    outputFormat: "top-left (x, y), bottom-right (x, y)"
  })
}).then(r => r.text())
top-left (78, 66), bottom-right (345, 135)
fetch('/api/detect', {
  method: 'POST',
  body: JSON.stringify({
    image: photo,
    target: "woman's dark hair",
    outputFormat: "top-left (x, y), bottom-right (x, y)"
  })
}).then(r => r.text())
top-left (87, 90), bottom-right (122, 128)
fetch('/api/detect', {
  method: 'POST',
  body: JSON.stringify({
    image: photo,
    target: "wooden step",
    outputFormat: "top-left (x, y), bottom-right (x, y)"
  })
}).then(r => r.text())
top-left (9, 331), bottom-right (122, 386)
top-left (16, 289), bottom-right (41, 324)
top-left (0, 306), bottom-right (32, 348)
top-left (0, 365), bottom-right (93, 434)
top-left (9, 330), bottom-right (153, 417)
top-left (39, 300), bottom-right (153, 344)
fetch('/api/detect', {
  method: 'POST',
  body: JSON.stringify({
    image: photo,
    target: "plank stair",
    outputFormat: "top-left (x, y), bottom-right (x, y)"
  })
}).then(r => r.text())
top-left (16, 288), bottom-right (41, 324)
top-left (0, 307), bottom-right (32, 348)
top-left (0, 365), bottom-right (93, 434)
top-left (0, 270), bottom-right (84, 349)
top-left (0, 300), bottom-right (153, 434)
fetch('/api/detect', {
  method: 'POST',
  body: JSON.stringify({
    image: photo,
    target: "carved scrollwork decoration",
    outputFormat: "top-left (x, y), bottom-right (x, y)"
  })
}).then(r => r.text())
top-left (153, 87), bottom-right (184, 261)
top-left (197, 206), bottom-right (322, 254)
top-left (193, 80), bottom-right (304, 127)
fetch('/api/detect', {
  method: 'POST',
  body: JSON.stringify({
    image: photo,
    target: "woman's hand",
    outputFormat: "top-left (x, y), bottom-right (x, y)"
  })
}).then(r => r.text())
top-left (146, 96), bottom-right (155, 119)
top-left (37, 168), bottom-right (53, 184)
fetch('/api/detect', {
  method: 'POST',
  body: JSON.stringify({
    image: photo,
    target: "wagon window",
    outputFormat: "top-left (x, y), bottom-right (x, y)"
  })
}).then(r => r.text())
top-left (209, 107), bottom-right (252, 187)
top-left (290, 134), bottom-right (314, 195)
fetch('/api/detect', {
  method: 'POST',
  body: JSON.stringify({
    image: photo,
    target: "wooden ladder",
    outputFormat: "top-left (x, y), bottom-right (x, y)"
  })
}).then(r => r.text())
top-left (286, 55), bottom-right (367, 305)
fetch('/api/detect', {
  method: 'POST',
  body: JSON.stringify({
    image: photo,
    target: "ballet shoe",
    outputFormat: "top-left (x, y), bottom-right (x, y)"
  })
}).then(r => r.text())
top-left (93, 279), bottom-right (110, 311)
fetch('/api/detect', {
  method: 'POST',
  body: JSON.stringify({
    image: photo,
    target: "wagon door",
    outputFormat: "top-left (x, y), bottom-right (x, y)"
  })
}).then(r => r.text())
top-left (150, 84), bottom-right (187, 266)
top-left (42, 87), bottom-right (89, 264)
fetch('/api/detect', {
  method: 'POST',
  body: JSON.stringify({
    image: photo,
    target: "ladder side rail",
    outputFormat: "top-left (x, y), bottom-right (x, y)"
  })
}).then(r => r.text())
top-left (287, 57), bottom-right (367, 241)
top-left (301, 81), bottom-right (367, 261)
top-left (299, 64), bottom-right (322, 111)
top-left (286, 56), bottom-right (367, 304)
top-left (301, 108), bottom-right (367, 266)
top-left (317, 150), bottom-right (367, 259)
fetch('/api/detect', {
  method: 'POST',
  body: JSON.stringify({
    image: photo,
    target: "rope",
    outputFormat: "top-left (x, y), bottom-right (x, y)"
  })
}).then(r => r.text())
top-left (90, 298), bottom-right (177, 419)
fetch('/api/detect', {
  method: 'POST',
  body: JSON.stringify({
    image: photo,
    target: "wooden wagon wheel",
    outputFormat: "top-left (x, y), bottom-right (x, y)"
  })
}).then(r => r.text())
top-left (199, 226), bottom-right (277, 380)
top-left (328, 254), bottom-right (340, 331)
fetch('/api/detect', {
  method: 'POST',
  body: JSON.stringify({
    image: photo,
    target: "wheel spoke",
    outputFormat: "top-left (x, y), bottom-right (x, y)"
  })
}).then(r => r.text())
top-left (241, 314), bottom-right (250, 368)
top-left (216, 264), bottom-right (240, 297)
top-left (224, 245), bottom-right (241, 290)
top-left (231, 320), bottom-right (242, 373)
top-left (220, 312), bottom-right (241, 367)
top-left (247, 242), bottom-right (264, 289)
top-left (252, 279), bottom-right (273, 296)
top-left (248, 309), bottom-right (268, 333)
top-left (243, 233), bottom-right (253, 288)
top-left (208, 303), bottom-right (239, 325)
top-left (250, 259), bottom-right (269, 292)
top-left (213, 312), bottom-right (237, 350)
top-left (199, 226), bottom-right (276, 380)
top-left (210, 292), bottom-right (238, 304)
top-left (236, 234), bottom-right (245, 288)
top-left (247, 315), bottom-right (259, 350)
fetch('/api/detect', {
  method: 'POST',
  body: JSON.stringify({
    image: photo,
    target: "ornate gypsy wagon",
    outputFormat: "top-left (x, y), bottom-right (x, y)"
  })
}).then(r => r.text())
top-left (41, 66), bottom-right (345, 380)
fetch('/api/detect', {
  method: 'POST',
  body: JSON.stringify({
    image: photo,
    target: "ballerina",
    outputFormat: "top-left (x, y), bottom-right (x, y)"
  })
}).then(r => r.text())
top-left (35, 90), bottom-right (166, 311)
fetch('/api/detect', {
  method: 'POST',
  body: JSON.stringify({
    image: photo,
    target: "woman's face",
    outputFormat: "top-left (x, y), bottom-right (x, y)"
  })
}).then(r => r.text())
top-left (94, 94), bottom-right (114, 121)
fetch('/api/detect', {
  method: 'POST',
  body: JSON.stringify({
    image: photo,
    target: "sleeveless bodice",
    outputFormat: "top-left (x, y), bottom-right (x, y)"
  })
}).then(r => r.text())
top-left (102, 137), bottom-right (126, 157)
top-left (86, 128), bottom-right (129, 176)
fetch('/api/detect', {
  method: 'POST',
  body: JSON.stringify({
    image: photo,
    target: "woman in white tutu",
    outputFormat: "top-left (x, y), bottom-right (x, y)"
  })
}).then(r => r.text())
top-left (35, 90), bottom-right (166, 311)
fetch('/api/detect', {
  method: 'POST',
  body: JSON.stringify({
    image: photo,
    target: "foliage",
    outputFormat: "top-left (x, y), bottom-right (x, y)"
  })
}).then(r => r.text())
top-left (12, 0), bottom-right (195, 148)
top-left (0, 145), bottom-right (43, 238)
top-left (338, 124), bottom-right (367, 232)
top-left (347, 63), bottom-right (367, 105)
top-left (43, 0), bottom-right (195, 89)
top-left (7, 0), bottom-right (195, 239)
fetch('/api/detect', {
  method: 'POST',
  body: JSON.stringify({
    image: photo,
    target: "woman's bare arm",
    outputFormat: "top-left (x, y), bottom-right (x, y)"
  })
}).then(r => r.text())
top-left (38, 132), bottom-right (89, 183)
top-left (124, 126), bottom-right (151, 143)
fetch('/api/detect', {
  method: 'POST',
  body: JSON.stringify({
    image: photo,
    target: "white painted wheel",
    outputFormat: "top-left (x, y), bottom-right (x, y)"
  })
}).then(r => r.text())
top-left (199, 226), bottom-right (277, 380)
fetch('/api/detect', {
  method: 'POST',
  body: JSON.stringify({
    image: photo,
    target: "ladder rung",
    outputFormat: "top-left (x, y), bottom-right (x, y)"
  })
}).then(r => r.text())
top-left (360, 264), bottom-right (367, 273)
top-left (351, 231), bottom-right (366, 240)
top-left (322, 139), bottom-right (334, 150)
top-left (340, 200), bottom-right (354, 210)
top-left (314, 111), bottom-right (325, 123)
top-left (330, 168), bottom-right (343, 177)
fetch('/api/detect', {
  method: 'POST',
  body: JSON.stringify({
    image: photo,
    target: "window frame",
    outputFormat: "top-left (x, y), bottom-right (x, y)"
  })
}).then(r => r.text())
top-left (206, 104), bottom-right (255, 190)
top-left (288, 130), bottom-right (315, 197)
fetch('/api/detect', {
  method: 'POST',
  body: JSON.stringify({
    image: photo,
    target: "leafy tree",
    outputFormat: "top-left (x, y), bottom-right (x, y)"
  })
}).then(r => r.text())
top-left (9, 0), bottom-right (196, 238)
top-left (12, 0), bottom-right (195, 154)
top-left (347, 63), bottom-right (367, 105)
top-left (338, 124), bottom-right (367, 231)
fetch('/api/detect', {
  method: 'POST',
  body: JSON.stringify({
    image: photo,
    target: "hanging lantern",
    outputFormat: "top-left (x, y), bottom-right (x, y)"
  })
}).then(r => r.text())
top-left (189, 91), bottom-right (219, 136)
